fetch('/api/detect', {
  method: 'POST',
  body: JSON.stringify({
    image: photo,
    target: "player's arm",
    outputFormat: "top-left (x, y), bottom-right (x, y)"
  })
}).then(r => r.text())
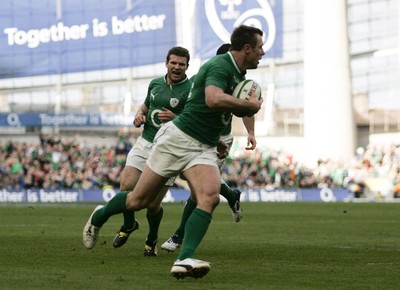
top-left (205, 85), bottom-right (262, 117)
top-left (242, 115), bottom-right (257, 150)
top-left (133, 104), bottom-right (149, 127)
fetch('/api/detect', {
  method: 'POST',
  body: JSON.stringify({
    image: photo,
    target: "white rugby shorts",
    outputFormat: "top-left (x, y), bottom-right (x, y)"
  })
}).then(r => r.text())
top-left (125, 136), bottom-right (176, 186)
top-left (147, 122), bottom-right (219, 178)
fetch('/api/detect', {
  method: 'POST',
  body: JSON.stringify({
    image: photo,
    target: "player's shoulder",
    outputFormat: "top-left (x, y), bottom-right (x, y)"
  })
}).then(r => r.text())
top-left (149, 76), bottom-right (165, 86)
top-left (207, 54), bottom-right (234, 72)
top-left (208, 53), bottom-right (230, 64)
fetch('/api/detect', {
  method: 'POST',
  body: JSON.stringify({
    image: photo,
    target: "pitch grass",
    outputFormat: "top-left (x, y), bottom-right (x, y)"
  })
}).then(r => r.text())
top-left (0, 202), bottom-right (399, 290)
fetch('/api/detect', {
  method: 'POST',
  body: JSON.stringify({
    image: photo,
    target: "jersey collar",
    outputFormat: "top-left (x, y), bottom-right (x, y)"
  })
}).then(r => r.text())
top-left (164, 74), bottom-right (188, 85)
top-left (227, 52), bottom-right (246, 76)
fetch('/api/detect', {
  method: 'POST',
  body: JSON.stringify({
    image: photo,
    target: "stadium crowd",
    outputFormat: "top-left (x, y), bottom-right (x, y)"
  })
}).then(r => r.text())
top-left (222, 143), bottom-right (400, 195)
top-left (1, 134), bottom-right (400, 195)
top-left (0, 134), bottom-right (131, 191)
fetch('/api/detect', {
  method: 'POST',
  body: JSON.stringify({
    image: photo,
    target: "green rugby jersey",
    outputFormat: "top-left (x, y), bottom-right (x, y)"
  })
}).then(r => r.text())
top-left (174, 52), bottom-right (245, 146)
top-left (141, 75), bottom-right (191, 142)
top-left (189, 74), bottom-right (232, 137)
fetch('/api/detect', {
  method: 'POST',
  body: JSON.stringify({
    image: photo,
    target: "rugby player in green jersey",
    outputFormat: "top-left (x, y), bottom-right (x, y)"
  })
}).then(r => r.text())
top-left (165, 26), bottom-right (263, 278)
top-left (83, 46), bottom-right (192, 256)
top-left (83, 25), bottom-right (264, 279)
top-left (161, 43), bottom-right (258, 253)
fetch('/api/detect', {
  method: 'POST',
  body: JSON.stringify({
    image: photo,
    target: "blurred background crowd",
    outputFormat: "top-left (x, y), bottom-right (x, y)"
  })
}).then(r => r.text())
top-left (1, 134), bottom-right (400, 198)
top-left (0, 135), bottom-right (130, 191)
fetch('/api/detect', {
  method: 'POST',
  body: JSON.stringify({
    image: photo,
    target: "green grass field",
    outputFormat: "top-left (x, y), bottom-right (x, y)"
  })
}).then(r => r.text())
top-left (0, 202), bottom-right (399, 290)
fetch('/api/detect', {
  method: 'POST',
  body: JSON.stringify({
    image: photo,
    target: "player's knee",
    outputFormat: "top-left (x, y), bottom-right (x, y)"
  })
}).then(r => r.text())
top-left (211, 194), bottom-right (220, 208)
top-left (120, 167), bottom-right (139, 191)
top-left (200, 193), bottom-right (219, 210)
top-left (120, 180), bottom-right (132, 191)
top-left (125, 192), bottom-right (149, 211)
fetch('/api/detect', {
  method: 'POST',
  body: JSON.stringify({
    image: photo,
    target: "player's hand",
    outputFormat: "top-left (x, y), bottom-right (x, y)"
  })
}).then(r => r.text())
top-left (217, 140), bottom-right (228, 159)
top-left (158, 107), bottom-right (177, 123)
top-left (247, 89), bottom-right (263, 116)
top-left (245, 134), bottom-right (257, 150)
top-left (133, 115), bottom-right (146, 127)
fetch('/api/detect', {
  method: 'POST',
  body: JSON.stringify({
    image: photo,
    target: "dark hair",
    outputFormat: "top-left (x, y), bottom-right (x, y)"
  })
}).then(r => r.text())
top-left (230, 25), bottom-right (263, 51)
top-left (216, 43), bottom-right (231, 55)
top-left (166, 46), bottom-right (190, 66)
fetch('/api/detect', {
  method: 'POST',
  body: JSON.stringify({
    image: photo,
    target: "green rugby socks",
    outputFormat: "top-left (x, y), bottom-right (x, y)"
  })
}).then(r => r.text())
top-left (219, 182), bottom-right (236, 207)
top-left (92, 191), bottom-right (129, 227)
top-left (175, 198), bottom-right (197, 238)
top-left (178, 208), bottom-right (212, 260)
top-left (146, 207), bottom-right (164, 243)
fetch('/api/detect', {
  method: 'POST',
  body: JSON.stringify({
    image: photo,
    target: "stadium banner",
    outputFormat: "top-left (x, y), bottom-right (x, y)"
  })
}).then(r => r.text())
top-left (0, 113), bottom-right (135, 127)
top-left (0, 0), bottom-right (176, 79)
top-left (0, 188), bottom-right (354, 203)
top-left (194, 0), bottom-right (283, 59)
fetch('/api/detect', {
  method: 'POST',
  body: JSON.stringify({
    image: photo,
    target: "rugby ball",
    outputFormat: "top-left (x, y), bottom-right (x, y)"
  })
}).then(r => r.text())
top-left (232, 80), bottom-right (262, 101)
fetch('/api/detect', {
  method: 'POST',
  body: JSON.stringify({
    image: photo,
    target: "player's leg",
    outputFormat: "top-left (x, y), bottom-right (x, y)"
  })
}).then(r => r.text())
top-left (83, 164), bottom-right (167, 250)
top-left (83, 190), bottom-right (130, 249)
top-left (161, 187), bottom-right (196, 252)
top-left (141, 122), bottom-right (189, 255)
top-left (125, 165), bottom-right (168, 211)
top-left (84, 171), bottom-right (140, 249)
top-left (143, 185), bottom-right (169, 256)
top-left (178, 164), bottom-right (220, 259)
top-left (112, 165), bottom-right (141, 248)
top-left (219, 179), bottom-right (242, 222)
top-left (113, 136), bottom-right (155, 247)
top-left (171, 164), bottom-right (220, 279)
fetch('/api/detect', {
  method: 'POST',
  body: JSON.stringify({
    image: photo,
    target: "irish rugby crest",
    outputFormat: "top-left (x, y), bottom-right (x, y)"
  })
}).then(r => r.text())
top-left (170, 98), bottom-right (179, 108)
